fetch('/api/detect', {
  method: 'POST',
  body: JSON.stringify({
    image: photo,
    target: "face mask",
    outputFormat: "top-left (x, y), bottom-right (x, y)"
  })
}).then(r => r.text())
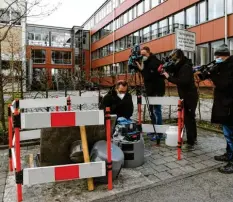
top-left (215, 58), bottom-right (224, 64)
top-left (117, 93), bottom-right (125, 100)
top-left (142, 56), bottom-right (148, 62)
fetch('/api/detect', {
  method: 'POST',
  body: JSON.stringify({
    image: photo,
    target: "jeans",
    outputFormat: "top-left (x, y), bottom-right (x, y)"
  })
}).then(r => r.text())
top-left (149, 105), bottom-right (162, 125)
top-left (222, 125), bottom-right (233, 161)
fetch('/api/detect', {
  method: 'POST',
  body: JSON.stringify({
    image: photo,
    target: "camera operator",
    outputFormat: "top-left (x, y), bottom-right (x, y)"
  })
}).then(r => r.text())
top-left (135, 46), bottom-right (165, 141)
top-left (162, 49), bottom-right (198, 151)
top-left (196, 44), bottom-right (233, 174)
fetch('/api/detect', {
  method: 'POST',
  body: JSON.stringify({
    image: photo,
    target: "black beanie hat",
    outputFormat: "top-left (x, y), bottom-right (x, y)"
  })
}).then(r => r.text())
top-left (214, 44), bottom-right (230, 56)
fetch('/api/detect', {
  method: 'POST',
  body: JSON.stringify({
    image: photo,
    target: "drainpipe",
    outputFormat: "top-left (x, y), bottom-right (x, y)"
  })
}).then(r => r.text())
top-left (113, 4), bottom-right (115, 76)
top-left (225, 0), bottom-right (228, 44)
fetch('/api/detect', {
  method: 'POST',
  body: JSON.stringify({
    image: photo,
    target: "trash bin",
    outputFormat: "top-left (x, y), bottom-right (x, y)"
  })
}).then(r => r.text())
top-left (90, 140), bottom-right (124, 183)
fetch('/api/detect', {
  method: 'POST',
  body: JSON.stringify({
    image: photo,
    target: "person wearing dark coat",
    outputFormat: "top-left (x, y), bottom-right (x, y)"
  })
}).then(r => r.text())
top-left (196, 44), bottom-right (233, 174)
top-left (99, 80), bottom-right (133, 119)
top-left (162, 49), bottom-right (198, 151)
top-left (136, 46), bottom-right (165, 141)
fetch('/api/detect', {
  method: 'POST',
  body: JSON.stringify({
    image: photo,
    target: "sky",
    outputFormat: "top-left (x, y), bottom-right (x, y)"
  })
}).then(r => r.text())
top-left (27, 0), bottom-right (106, 28)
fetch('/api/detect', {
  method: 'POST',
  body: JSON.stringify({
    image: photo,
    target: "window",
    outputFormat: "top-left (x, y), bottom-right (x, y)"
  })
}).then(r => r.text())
top-left (151, 23), bottom-right (158, 39)
top-left (31, 50), bottom-right (46, 64)
top-left (143, 26), bottom-right (150, 42)
top-left (0, 9), bottom-right (10, 23)
top-left (174, 11), bottom-right (184, 31)
top-left (115, 40), bottom-right (120, 52)
top-left (151, 0), bottom-right (159, 8)
top-left (120, 0), bottom-right (125, 3)
top-left (133, 6), bottom-right (137, 18)
top-left (198, 1), bottom-right (206, 24)
top-left (119, 38), bottom-right (126, 50)
top-left (115, 18), bottom-right (120, 29)
top-left (133, 31), bottom-right (140, 45)
top-left (196, 44), bottom-right (209, 65)
top-left (227, 0), bottom-right (233, 14)
top-left (168, 16), bottom-right (173, 33)
top-left (127, 34), bottom-right (133, 47)
top-left (28, 33), bottom-right (34, 40)
top-left (145, 0), bottom-right (150, 12)
top-left (123, 61), bottom-right (128, 73)
top-left (35, 33), bottom-right (41, 41)
top-left (128, 9), bottom-right (133, 22)
top-left (52, 51), bottom-right (72, 64)
top-left (137, 1), bottom-right (144, 16)
top-left (208, 0), bottom-right (224, 20)
top-left (123, 12), bottom-right (128, 25)
top-left (158, 19), bottom-right (168, 37)
top-left (229, 38), bottom-right (233, 55)
top-left (113, 0), bottom-right (119, 8)
top-left (186, 6), bottom-right (196, 28)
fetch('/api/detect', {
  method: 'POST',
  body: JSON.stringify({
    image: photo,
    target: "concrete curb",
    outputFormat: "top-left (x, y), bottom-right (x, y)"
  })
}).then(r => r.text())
top-left (0, 140), bottom-right (40, 150)
top-left (91, 163), bottom-right (224, 202)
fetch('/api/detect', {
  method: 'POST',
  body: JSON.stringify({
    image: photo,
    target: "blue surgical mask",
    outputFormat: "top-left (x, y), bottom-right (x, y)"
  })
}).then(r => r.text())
top-left (215, 58), bottom-right (224, 64)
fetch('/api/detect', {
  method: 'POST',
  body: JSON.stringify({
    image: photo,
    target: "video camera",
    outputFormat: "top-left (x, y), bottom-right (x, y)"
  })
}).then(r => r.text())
top-left (193, 60), bottom-right (218, 80)
top-left (128, 44), bottom-right (143, 71)
top-left (158, 56), bottom-right (176, 74)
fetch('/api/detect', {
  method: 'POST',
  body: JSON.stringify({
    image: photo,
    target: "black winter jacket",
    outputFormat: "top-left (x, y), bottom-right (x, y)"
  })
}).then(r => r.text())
top-left (99, 89), bottom-right (134, 119)
top-left (141, 54), bottom-right (165, 96)
top-left (208, 56), bottom-right (233, 125)
top-left (168, 57), bottom-right (198, 108)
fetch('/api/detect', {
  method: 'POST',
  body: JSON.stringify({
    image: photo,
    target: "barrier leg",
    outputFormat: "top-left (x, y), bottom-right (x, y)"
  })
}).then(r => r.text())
top-left (56, 96), bottom-right (59, 111)
top-left (177, 100), bottom-right (182, 160)
top-left (67, 96), bottom-right (71, 111)
top-left (8, 105), bottom-right (13, 171)
top-left (14, 110), bottom-right (23, 202)
top-left (79, 126), bottom-right (94, 191)
top-left (137, 96), bottom-right (142, 125)
top-left (105, 107), bottom-right (112, 190)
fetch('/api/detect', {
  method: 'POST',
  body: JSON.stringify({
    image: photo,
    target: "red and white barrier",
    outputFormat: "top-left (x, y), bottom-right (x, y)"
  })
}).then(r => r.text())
top-left (23, 162), bottom-right (106, 185)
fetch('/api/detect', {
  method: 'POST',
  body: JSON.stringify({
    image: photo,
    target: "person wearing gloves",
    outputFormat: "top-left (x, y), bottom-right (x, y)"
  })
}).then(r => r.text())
top-left (162, 49), bottom-right (198, 151)
top-left (196, 44), bottom-right (233, 174)
top-left (99, 80), bottom-right (134, 119)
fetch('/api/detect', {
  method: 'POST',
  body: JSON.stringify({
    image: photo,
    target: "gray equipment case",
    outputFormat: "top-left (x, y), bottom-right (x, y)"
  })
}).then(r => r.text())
top-left (90, 140), bottom-right (124, 183)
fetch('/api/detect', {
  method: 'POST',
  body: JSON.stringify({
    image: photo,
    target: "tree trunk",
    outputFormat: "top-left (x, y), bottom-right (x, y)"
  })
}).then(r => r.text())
top-left (0, 42), bottom-right (6, 132)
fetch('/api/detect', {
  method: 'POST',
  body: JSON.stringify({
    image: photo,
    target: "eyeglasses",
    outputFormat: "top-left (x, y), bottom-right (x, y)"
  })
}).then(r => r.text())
top-left (116, 81), bottom-right (128, 87)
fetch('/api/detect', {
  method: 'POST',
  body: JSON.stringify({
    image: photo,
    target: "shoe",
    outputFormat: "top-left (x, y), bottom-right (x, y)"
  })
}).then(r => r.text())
top-left (182, 144), bottom-right (195, 151)
top-left (214, 153), bottom-right (228, 162)
top-left (218, 162), bottom-right (233, 174)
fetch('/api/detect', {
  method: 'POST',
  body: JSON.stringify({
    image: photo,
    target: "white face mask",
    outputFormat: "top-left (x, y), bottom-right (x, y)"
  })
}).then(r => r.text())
top-left (142, 56), bottom-right (148, 62)
top-left (117, 93), bottom-right (125, 100)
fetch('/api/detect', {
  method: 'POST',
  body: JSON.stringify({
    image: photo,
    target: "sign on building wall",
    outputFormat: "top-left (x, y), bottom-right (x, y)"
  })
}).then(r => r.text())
top-left (175, 29), bottom-right (196, 52)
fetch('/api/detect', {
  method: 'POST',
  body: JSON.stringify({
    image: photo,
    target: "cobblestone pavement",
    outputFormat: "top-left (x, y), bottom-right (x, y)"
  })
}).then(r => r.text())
top-left (0, 150), bottom-right (8, 202)
top-left (3, 129), bottom-right (226, 202)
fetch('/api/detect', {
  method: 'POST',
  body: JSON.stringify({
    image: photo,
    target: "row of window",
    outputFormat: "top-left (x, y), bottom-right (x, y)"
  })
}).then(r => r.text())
top-left (84, 0), bottom-right (127, 30)
top-left (92, 0), bottom-right (167, 43)
top-left (91, 38), bottom-right (233, 77)
top-left (31, 50), bottom-right (72, 65)
top-left (92, 0), bottom-right (233, 60)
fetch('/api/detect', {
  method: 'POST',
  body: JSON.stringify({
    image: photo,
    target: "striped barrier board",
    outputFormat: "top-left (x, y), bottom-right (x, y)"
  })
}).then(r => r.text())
top-left (132, 96), bottom-right (180, 106)
top-left (20, 110), bottom-right (105, 129)
top-left (141, 124), bottom-right (172, 133)
top-left (23, 161), bottom-right (106, 185)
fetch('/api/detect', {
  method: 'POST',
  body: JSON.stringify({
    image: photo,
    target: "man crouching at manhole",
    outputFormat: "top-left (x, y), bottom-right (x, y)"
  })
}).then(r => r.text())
top-left (196, 44), bottom-right (233, 174)
top-left (99, 80), bottom-right (133, 119)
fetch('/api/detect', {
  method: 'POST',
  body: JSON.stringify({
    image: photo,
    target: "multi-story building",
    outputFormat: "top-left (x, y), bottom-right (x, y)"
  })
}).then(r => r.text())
top-left (83, 0), bottom-right (233, 87)
top-left (26, 24), bottom-right (90, 90)
top-left (0, 0), bottom-right (27, 92)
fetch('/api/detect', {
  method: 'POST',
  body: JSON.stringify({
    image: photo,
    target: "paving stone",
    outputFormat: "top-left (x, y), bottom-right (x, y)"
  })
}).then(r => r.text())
top-left (165, 162), bottom-right (181, 169)
top-left (154, 165), bottom-right (170, 173)
top-left (152, 159), bottom-right (166, 165)
top-left (176, 159), bottom-right (191, 166)
top-left (160, 152), bottom-right (172, 157)
top-left (163, 156), bottom-right (176, 163)
top-left (205, 152), bottom-right (218, 158)
top-left (154, 171), bottom-right (173, 180)
top-left (140, 168), bottom-right (156, 176)
top-left (0, 172), bottom-right (7, 179)
top-left (191, 163), bottom-right (208, 170)
top-left (0, 177), bottom-right (6, 186)
top-left (186, 156), bottom-right (202, 163)
top-left (168, 168), bottom-right (185, 176)
top-left (146, 175), bottom-right (161, 183)
top-left (180, 165), bottom-right (197, 173)
top-left (202, 160), bottom-right (220, 167)
top-left (198, 154), bottom-right (211, 161)
top-left (151, 154), bottom-right (164, 160)
top-left (192, 150), bottom-right (206, 155)
top-left (182, 152), bottom-right (197, 158)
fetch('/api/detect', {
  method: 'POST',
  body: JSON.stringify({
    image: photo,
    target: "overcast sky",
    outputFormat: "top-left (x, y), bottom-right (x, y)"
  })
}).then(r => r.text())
top-left (27, 0), bottom-right (105, 28)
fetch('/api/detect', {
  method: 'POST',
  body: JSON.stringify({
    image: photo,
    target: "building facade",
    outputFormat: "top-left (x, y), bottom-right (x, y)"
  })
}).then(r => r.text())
top-left (83, 0), bottom-right (233, 87)
top-left (26, 24), bottom-right (90, 90)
